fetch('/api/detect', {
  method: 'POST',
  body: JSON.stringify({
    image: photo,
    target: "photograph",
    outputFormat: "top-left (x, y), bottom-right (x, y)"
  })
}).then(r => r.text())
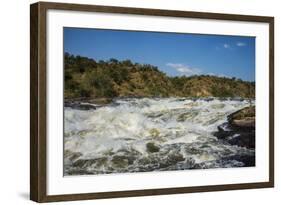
top-left (63, 27), bottom-right (256, 176)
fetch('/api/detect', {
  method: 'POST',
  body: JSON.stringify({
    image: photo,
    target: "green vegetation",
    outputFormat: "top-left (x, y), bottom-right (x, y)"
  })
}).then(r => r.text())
top-left (64, 53), bottom-right (255, 99)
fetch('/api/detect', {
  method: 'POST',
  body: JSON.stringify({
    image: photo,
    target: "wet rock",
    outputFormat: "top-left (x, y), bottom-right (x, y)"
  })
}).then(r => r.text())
top-left (214, 106), bottom-right (255, 148)
top-left (88, 98), bottom-right (112, 105)
top-left (217, 122), bottom-right (232, 132)
top-left (146, 142), bottom-right (160, 153)
top-left (111, 155), bottom-right (129, 168)
top-left (223, 155), bottom-right (255, 167)
top-left (227, 133), bottom-right (255, 148)
top-left (204, 97), bottom-right (215, 102)
top-left (167, 153), bottom-right (185, 163)
top-left (73, 159), bottom-right (96, 168)
top-left (213, 131), bottom-right (255, 148)
top-left (149, 128), bottom-right (160, 138)
top-left (218, 97), bottom-right (229, 101)
top-left (92, 157), bottom-right (108, 168)
top-left (68, 152), bottom-right (82, 161)
top-left (160, 157), bottom-right (195, 170)
top-left (159, 153), bottom-right (185, 169)
top-left (177, 111), bottom-right (198, 122)
top-left (66, 169), bottom-right (94, 175)
top-left (146, 112), bottom-right (164, 118)
top-left (185, 145), bottom-right (202, 155)
top-left (64, 101), bottom-right (96, 110)
top-left (195, 159), bottom-right (245, 169)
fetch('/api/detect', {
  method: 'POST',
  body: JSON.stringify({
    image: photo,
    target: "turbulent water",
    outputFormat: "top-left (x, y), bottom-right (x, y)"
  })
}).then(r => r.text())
top-left (64, 97), bottom-right (255, 175)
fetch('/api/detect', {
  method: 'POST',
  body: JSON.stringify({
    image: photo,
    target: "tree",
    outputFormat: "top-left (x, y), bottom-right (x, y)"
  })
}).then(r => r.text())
top-left (64, 52), bottom-right (255, 99)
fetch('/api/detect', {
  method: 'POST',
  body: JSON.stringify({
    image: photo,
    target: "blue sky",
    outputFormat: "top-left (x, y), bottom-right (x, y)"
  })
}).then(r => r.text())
top-left (64, 27), bottom-right (255, 81)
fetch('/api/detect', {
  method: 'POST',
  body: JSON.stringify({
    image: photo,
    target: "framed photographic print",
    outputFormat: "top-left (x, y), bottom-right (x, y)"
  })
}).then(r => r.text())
top-left (30, 1), bottom-right (274, 202)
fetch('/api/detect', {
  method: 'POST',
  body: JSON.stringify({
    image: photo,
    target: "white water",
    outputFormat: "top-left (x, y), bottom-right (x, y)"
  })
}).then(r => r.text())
top-left (64, 98), bottom-right (255, 175)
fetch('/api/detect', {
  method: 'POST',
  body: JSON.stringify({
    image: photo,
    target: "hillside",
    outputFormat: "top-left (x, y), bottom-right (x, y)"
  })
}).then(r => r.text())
top-left (64, 53), bottom-right (255, 99)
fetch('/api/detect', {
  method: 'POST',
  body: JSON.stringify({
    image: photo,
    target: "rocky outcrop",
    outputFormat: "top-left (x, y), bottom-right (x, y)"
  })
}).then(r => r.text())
top-left (64, 101), bottom-right (97, 110)
top-left (214, 106), bottom-right (255, 148)
top-left (64, 97), bottom-right (114, 110)
top-left (228, 106), bottom-right (255, 129)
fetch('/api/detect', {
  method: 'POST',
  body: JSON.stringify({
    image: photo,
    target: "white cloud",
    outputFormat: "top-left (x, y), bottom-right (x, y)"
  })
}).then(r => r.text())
top-left (223, 43), bottom-right (230, 49)
top-left (218, 73), bottom-right (230, 78)
top-left (207, 72), bottom-right (230, 78)
top-left (166, 63), bottom-right (201, 76)
top-left (236, 42), bottom-right (246, 47)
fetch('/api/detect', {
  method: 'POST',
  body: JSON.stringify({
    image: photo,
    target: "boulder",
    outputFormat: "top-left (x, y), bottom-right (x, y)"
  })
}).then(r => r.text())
top-left (213, 106), bottom-right (255, 148)
top-left (64, 101), bottom-right (96, 110)
top-left (146, 142), bottom-right (160, 153)
top-left (228, 106), bottom-right (255, 129)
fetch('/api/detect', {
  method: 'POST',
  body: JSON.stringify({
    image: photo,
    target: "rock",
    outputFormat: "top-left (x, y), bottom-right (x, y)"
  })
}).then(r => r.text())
top-left (204, 97), bottom-right (215, 102)
top-left (177, 111), bottom-right (198, 122)
top-left (228, 106), bottom-right (255, 129)
top-left (168, 153), bottom-right (185, 163)
top-left (217, 122), bottom-right (232, 132)
top-left (111, 155), bottom-right (129, 168)
top-left (89, 98), bottom-right (112, 105)
top-left (64, 97), bottom-right (114, 110)
top-left (232, 118), bottom-right (255, 128)
top-left (146, 142), bottom-right (160, 153)
top-left (159, 153), bottom-right (186, 169)
top-left (222, 155), bottom-right (255, 167)
top-left (69, 152), bottom-right (82, 161)
top-left (213, 106), bottom-right (255, 148)
top-left (64, 101), bottom-right (96, 110)
top-left (149, 128), bottom-right (160, 138)
top-left (73, 159), bottom-right (95, 168)
top-left (227, 132), bottom-right (255, 148)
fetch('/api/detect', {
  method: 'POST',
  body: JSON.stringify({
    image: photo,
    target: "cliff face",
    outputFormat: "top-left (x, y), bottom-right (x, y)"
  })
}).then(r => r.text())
top-left (64, 53), bottom-right (255, 99)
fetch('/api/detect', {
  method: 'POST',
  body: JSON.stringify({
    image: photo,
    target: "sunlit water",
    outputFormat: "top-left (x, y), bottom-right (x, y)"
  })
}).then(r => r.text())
top-left (64, 97), bottom-right (255, 175)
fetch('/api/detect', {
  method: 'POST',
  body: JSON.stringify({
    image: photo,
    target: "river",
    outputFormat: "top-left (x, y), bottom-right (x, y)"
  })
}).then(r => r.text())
top-left (64, 97), bottom-right (255, 175)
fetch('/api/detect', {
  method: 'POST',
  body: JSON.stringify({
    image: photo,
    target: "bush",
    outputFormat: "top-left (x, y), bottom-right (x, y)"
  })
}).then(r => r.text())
top-left (64, 53), bottom-right (255, 99)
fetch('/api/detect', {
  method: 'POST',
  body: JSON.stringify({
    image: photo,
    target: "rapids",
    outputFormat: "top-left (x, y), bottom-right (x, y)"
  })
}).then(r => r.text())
top-left (64, 97), bottom-right (255, 175)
